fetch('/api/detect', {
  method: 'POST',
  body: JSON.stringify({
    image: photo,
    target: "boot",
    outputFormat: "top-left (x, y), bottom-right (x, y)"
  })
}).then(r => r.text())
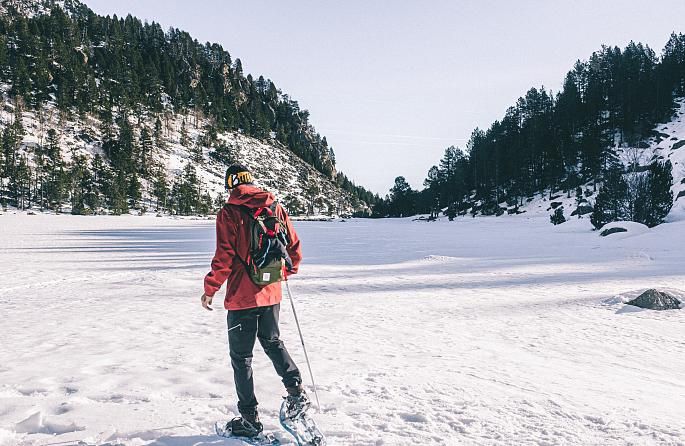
top-left (228, 410), bottom-right (263, 438)
top-left (284, 385), bottom-right (311, 419)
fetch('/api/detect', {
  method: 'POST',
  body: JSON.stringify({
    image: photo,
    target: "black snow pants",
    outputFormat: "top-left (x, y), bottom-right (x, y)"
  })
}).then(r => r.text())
top-left (227, 303), bottom-right (302, 415)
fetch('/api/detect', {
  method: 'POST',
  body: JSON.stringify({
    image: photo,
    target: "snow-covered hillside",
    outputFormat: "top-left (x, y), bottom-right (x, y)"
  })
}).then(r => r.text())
top-left (2, 94), bottom-right (363, 216)
top-left (1, 213), bottom-right (683, 445)
top-left (643, 97), bottom-right (685, 220)
top-left (504, 98), bottom-right (685, 223)
top-left (0, 0), bottom-right (86, 19)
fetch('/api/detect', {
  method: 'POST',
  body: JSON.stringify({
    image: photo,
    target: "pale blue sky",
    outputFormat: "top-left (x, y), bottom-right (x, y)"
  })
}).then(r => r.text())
top-left (86, 0), bottom-right (685, 194)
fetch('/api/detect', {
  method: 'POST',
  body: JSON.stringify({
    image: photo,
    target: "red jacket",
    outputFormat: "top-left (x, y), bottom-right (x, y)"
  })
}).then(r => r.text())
top-left (204, 184), bottom-right (302, 310)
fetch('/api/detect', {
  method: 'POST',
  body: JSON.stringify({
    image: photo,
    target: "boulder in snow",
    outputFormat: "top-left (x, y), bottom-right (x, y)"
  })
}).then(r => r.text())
top-left (598, 221), bottom-right (648, 238)
top-left (571, 204), bottom-right (593, 216)
top-left (600, 227), bottom-right (627, 236)
top-left (626, 289), bottom-right (682, 311)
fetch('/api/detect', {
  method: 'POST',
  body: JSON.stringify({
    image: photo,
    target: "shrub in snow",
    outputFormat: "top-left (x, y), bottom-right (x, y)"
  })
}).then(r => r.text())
top-left (627, 289), bottom-right (682, 310)
top-left (550, 207), bottom-right (566, 225)
top-left (480, 201), bottom-right (505, 216)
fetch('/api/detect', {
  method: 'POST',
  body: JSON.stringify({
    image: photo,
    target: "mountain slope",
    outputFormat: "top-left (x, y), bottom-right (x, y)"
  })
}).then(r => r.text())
top-left (645, 99), bottom-right (685, 220)
top-left (0, 0), bottom-right (375, 215)
top-left (5, 97), bottom-right (365, 216)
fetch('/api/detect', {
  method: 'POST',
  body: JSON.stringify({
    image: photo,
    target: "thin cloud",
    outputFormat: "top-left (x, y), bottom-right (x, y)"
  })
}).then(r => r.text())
top-left (320, 129), bottom-right (467, 142)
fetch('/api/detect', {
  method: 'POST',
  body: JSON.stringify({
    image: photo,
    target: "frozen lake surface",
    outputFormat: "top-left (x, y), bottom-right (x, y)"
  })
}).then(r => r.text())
top-left (0, 213), bottom-right (684, 445)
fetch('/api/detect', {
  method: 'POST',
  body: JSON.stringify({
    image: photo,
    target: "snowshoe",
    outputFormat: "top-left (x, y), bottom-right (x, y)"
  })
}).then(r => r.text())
top-left (279, 398), bottom-right (326, 446)
top-left (215, 417), bottom-right (280, 445)
top-left (284, 388), bottom-right (311, 419)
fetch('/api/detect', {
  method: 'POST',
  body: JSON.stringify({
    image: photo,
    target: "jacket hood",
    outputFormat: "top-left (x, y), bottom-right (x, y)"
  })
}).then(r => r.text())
top-left (227, 184), bottom-right (275, 209)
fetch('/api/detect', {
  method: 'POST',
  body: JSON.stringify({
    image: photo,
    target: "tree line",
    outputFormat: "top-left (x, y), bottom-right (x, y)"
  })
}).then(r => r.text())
top-left (375, 34), bottom-right (685, 227)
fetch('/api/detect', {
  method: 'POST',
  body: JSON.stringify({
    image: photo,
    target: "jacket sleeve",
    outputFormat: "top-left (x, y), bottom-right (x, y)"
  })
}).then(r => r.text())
top-left (281, 206), bottom-right (302, 275)
top-left (204, 209), bottom-right (236, 297)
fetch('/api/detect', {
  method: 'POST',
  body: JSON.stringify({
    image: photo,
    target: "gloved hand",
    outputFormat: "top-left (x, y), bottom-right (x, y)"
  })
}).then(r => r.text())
top-left (201, 293), bottom-right (213, 311)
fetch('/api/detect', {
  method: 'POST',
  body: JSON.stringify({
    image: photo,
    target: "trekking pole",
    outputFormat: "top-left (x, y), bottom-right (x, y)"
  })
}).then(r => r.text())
top-left (285, 279), bottom-right (322, 413)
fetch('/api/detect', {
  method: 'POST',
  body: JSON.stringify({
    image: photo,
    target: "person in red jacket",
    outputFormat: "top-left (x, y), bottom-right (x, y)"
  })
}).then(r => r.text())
top-left (201, 164), bottom-right (308, 438)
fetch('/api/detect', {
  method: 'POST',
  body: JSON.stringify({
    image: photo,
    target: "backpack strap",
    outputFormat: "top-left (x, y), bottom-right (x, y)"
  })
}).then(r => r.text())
top-left (223, 203), bottom-right (256, 274)
top-left (251, 202), bottom-right (283, 237)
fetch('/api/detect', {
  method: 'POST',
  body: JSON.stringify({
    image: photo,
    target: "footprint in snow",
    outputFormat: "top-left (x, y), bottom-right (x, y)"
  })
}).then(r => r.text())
top-left (398, 412), bottom-right (429, 423)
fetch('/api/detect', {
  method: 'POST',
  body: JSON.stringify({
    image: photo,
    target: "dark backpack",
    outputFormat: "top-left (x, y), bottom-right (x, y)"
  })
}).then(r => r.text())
top-left (229, 202), bottom-right (293, 286)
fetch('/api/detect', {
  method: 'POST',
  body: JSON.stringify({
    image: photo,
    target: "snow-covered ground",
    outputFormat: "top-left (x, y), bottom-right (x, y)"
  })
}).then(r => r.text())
top-left (1, 212), bottom-right (684, 446)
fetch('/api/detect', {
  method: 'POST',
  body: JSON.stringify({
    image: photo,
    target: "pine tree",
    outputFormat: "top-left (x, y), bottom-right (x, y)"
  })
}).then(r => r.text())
top-left (116, 116), bottom-right (136, 174)
top-left (128, 173), bottom-right (142, 209)
top-left (213, 192), bottom-right (226, 212)
top-left (192, 138), bottom-right (204, 164)
top-left (304, 179), bottom-right (320, 216)
top-left (371, 197), bottom-right (391, 218)
top-left (69, 151), bottom-right (91, 215)
top-left (13, 155), bottom-right (31, 210)
top-left (152, 167), bottom-right (169, 211)
top-left (139, 127), bottom-right (153, 175)
top-left (591, 165), bottom-right (628, 229)
top-left (90, 154), bottom-right (110, 213)
top-left (423, 165), bottom-right (441, 219)
top-left (199, 191), bottom-right (214, 215)
top-left (172, 164), bottom-right (201, 215)
top-left (44, 129), bottom-right (66, 211)
top-left (154, 117), bottom-right (165, 150)
top-left (99, 110), bottom-right (115, 142)
top-left (283, 194), bottom-right (304, 216)
top-left (389, 176), bottom-right (415, 217)
top-left (180, 120), bottom-right (189, 147)
top-left (643, 160), bottom-right (674, 227)
top-left (13, 105), bottom-right (24, 139)
top-left (1, 126), bottom-right (18, 187)
top-left (202, 123), bottom-right (218, 148)
top-left (110, 171), bottom-right (129, 215)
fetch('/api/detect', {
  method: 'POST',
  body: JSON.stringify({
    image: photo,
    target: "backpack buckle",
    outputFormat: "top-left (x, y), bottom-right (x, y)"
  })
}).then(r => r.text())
top-left (253, 206), bottom-right (274, 218)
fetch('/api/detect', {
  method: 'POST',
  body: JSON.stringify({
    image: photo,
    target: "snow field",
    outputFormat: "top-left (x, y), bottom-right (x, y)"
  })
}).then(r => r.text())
top-left (0, 213), bottom-right (684, 445)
